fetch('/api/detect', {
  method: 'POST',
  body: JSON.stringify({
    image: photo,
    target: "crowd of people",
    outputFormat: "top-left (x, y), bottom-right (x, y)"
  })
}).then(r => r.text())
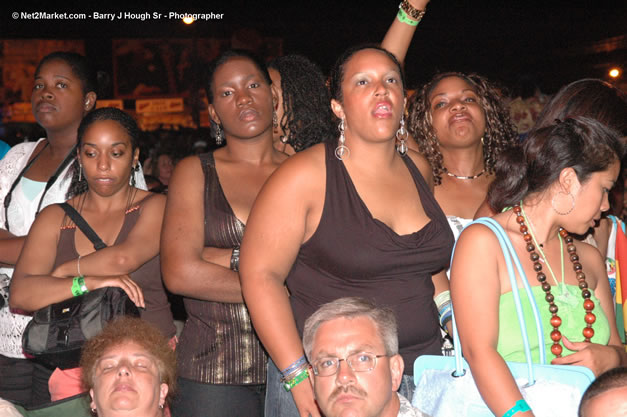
top-left (1, 1), bottom-right (627, 416)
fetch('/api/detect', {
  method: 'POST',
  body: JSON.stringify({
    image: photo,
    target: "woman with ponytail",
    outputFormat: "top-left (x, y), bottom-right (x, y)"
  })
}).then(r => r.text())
top-left (450, 117), bottom-right (627, 416)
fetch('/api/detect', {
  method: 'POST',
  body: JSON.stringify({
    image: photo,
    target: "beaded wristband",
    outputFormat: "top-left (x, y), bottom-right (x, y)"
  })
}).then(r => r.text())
top-left (502, 399), bottom-right (531, 417)
top-left (399, 0), bottom-right (426, 20)
top-left (281, 355), bottom-right (307, 377)
top-left (71, 276), bottom-right (88, 297)
top-left (397, 8), bottom-right (420, 26)
top-left (282, 368), bottom-right (309, 392)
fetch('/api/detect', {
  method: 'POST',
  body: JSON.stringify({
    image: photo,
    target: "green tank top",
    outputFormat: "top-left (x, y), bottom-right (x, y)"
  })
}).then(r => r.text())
top-left (497, 283), bottom-right (610, 363)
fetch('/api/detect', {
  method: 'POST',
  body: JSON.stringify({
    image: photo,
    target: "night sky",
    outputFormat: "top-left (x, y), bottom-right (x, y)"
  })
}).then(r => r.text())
top-left (2, 1), bottom-right (626, 94)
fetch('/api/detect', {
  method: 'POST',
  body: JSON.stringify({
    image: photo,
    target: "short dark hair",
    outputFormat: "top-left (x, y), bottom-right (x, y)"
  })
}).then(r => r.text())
top-left (488, 117), bottom-right (624, 212)
top-left (203, 49), bottom-right (271, 105)
top-left (36, 51), bottom-right (98, 95)
top-left (579, 367), bottom-right (627, 417)
top-left (80, 317), bottom-right (177, 406)
top-left (329, 44), bottom-right (406, 103)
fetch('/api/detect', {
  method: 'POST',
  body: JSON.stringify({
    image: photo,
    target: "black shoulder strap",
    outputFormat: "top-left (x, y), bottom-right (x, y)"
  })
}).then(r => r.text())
top-left (59, 203), bottom-right (107, 250)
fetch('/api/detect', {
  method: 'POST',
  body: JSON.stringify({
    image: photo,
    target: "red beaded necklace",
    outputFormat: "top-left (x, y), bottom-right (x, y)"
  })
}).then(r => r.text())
top-left (513, 204), bottom-right (595, 357)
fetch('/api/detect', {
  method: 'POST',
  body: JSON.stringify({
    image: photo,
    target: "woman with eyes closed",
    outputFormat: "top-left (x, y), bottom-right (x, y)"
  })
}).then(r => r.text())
top-left (407, 72), bottom-right (518, 242)
top-left (0, 51), bottom-right (99, 406)
top-left (240, 45), bottom-right (454, 417)
top-left (10, 107), bottom-right (175, 404)
top-left (160, 50), bottom-right (288, 417)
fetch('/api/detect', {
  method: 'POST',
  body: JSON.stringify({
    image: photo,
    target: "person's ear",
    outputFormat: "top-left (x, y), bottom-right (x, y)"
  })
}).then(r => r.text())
top-left (159, 383), bottom-right (168, 407)
top-left (331, 99), bottom-right (345, 121)
top-left (84, 92), bottom-right (97, 111)
top-left (89, 388), bottom-right (96, 410)
top-left (208, 104), bottom-right (221, 127)
top-left (558, 166), bottom-right (580, 195)
top-left (389, 354), bottom-right (404, 391)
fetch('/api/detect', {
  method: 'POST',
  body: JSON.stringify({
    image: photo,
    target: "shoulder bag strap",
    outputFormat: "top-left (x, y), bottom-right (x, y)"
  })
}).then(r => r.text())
top-left (59, 203), bottom-right (107, 251)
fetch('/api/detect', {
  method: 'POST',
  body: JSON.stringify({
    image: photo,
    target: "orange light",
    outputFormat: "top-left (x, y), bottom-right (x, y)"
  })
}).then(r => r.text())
top-left (609, 68), bottom-right (621, 78)
top-left (182, 16), bottom-right (195, 24)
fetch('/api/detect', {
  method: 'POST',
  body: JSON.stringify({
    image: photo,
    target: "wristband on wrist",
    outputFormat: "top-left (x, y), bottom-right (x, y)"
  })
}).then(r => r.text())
top-left (282, 367), bottom-right (310, 392)
top-left (397, 8), bottom-right (420, 26)
top-left (399, 0), bottom-right (426, 20)
top-left (71, 276), bottom-right (89, 297)
top-left (281, 355), bottom-right (307, 376)
top-left (230, 246), bottom-right (240, 272)
top-left (502, 399), bottom-right (531, 417)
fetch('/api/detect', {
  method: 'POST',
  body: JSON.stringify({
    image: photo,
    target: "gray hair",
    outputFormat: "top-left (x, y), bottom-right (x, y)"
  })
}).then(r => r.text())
top-left (302, 297), bottom-right (399, 360)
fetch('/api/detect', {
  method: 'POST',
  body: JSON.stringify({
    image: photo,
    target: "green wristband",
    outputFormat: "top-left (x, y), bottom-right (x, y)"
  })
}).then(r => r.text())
top-left (502, 399), bottom-right (531, 417)
top-left (282, 368), bottom-right (309, 392)
top-left (71, 276), bottom-right (88, 297)
top-left (397, 8), bottom-right (420, 26)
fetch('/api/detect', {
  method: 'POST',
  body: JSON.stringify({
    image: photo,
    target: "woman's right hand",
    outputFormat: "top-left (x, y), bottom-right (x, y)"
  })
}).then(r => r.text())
top-left (86, 275), bottom-right (145, 308)
top-left (291, 378), bottom-right (321, 417)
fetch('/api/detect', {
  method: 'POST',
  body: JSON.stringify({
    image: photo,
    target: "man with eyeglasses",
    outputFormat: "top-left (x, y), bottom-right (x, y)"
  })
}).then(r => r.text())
top-left (302, 297), bottom-right (429, 417)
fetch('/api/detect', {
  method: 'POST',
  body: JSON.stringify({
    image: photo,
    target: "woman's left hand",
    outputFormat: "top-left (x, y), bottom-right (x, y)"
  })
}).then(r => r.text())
top-left (551, 336), bottom-right (621, 376)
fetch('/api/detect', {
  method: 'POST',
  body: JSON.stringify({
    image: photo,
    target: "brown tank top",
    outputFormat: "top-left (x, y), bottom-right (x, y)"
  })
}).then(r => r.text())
top-left (176, 152), bottom-right (267, 385)
top-left (53, 193), bottom-right (176, 339)
top-left (287, 141), bottom-right (454, 374)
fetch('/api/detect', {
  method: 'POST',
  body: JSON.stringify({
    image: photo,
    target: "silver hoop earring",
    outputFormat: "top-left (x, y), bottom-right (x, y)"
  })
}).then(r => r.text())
top-left (551, 191), bottom-right (575, 215)
top-left (335, 118), bottom-right (350, 160)
top-left (215, 124), bottom-right (223, 145)
top-left (396, 116), bottom-right (408, 156)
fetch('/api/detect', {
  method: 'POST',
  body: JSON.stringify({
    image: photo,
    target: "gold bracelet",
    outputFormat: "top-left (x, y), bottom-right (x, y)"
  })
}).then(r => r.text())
top-left (399, 0), bottom-right (426, 21)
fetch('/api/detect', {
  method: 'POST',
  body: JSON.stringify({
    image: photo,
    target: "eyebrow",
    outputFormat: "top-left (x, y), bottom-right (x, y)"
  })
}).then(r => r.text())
top-left (83, 142), bottom-right (129, 148)
top-left (34, 75), bottom-right (72, 80)
top-left (216, 73), bottom-right (259, 88)
top-left (431, 88), bottom-right (476, 99)
top-left (314, 345), bottom-right (379, 358)
top-left (98, 352), bottom-right (153, 361)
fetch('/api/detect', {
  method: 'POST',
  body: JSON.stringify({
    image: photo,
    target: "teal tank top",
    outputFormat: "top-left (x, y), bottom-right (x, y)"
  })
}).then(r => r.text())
top-left (497, 283), bottom-right (610, 363)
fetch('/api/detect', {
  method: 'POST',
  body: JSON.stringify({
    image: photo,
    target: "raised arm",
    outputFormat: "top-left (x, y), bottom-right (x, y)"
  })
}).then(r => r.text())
top-left (10, 205), bottom-right (144, 312)
top-left (450, 224), bottom-right (534, 417)
top-left (160, 155), bottom-right (243, 303)
top-left (240, 148), bottom-right (324, 417)
top-left (52, 192), bottom-right (166, 278)
top-left (381, 0), bottom-right (430, 65)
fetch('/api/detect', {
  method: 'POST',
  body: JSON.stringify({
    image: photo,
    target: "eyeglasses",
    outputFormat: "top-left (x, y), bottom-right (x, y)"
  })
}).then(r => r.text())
top-left (311, 352), bottom-right (388, 377)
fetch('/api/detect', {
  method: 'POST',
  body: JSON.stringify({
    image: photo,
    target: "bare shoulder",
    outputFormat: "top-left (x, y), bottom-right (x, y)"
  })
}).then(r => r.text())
top-left (265, 143), bottom-right (326, 189)
top-left (406, 149), bottom-right (434, 189)
top-left (135, 190), bottom-right (166, 211)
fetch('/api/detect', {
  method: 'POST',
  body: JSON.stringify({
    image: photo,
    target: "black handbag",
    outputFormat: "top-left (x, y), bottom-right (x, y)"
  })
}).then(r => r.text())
top-left (21, 203), bottom-right (140, 369)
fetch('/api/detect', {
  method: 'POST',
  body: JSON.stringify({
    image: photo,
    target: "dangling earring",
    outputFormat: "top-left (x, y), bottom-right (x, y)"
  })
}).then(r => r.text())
top-left (335, 118), bottom-right (350, 160)
top-left (396, 116), bottom-right (408, 156)
top-left (78, 163), bottom-right (83, 182)
top-left (272, 111), bottom-right (278, 128)
top-left (280, 135), bottom-right (289, 144)
top-left (215, 124), bottom-right (223, 145)
top-left (480, 136), bottom-right (485, 146)
top-left (130, 165), bottom-right (138, 187)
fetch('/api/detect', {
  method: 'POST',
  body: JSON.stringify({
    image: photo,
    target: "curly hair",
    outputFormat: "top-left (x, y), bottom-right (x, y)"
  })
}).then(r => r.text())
top-left (80, 317), bottom-right (177, 406)
top-left (268, 55), bottom-right (336, 151)
top-left (406, 72), bottom-right (518, 185)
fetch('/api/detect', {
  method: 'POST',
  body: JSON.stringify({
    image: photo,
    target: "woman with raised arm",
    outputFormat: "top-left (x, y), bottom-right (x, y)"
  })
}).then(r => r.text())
top-left (10, 107), bottom-right (174, 403)
top-left (240, 45), bottom-right (454, 417)
top-left (450, 117), bottom-right (627, 416)
top-left (160, 50), bottom-right (287, 417)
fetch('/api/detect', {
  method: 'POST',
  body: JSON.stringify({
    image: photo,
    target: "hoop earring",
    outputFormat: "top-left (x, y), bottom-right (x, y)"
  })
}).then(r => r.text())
top-left (280, 135), bottom-right (289, 144)
top-left (335, 118), bottom-right (350, 160)
top-left (396, 116), bottom-right (408, 156)
top-left (551, 191), bottom-right (575, 215)
top-left (215, 124), bottom-right (223, 145)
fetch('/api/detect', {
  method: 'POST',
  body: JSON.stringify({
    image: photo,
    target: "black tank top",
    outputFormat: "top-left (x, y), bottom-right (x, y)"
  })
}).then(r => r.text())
top-left (287, 141), bottom-right (454, 374)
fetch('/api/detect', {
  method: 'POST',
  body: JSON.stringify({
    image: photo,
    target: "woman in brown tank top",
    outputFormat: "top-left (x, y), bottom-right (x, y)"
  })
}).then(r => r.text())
top-left (240, 45), bottom-right (454, 417)
top-left (10, 107), bottom-right (174, 404)
top-left (160, 50), bottom-right (288, 417)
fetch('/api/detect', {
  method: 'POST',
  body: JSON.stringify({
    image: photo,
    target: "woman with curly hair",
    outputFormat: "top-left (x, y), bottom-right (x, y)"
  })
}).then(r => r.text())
top-left (407, 72), bottom-right (518, 239)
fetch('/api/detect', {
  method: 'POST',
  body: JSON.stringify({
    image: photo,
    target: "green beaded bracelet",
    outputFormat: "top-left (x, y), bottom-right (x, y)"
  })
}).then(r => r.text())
top-left (397, 8), bottom-right (420, 26)
top-left (71, 276), bottom-right (89, 297)
top-left (502, 399), bottom-right (531, 417)
top-left (282, 368), bottom-right (309, 392)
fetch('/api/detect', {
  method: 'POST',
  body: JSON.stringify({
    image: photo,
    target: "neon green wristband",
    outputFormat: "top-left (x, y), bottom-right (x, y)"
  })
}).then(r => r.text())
top-left (397, 8), bottom-right (420, 26)
top-left (282, 368), bottom-right (309, 392)
top-left (502, 399), bottom-right (531, 417)
top-left (71, 276), bottom-right (88, 297)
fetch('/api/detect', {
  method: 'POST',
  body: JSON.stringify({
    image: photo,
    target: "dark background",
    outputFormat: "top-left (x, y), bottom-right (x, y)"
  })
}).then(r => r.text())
top-left (2, 1), bottom-right (626, 94)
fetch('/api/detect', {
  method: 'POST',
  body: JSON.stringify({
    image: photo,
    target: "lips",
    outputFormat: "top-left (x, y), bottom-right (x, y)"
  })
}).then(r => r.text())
top-left (449, 112), bottom-right (471, 124)
top-left (113, 384), bottom-right (136, 393)
top-left (36, 102), bottom-right (56, 113)
top-left (373, 101), bottom-right (393, 118)
top-left (239, 108), bottom-right (259, 121)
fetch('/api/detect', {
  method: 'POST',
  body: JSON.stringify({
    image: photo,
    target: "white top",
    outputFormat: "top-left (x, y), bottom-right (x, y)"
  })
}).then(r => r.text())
top-left (0, 139), bottom-right (147, 358)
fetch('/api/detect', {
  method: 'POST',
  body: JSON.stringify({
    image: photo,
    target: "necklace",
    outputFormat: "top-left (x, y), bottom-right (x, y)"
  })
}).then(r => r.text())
top-left (444, 167), bottom-right (485, 180)
top-left (520, 205), bottom-right (563, 283)
top-left (513, 204), bottom-right (595, 357)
